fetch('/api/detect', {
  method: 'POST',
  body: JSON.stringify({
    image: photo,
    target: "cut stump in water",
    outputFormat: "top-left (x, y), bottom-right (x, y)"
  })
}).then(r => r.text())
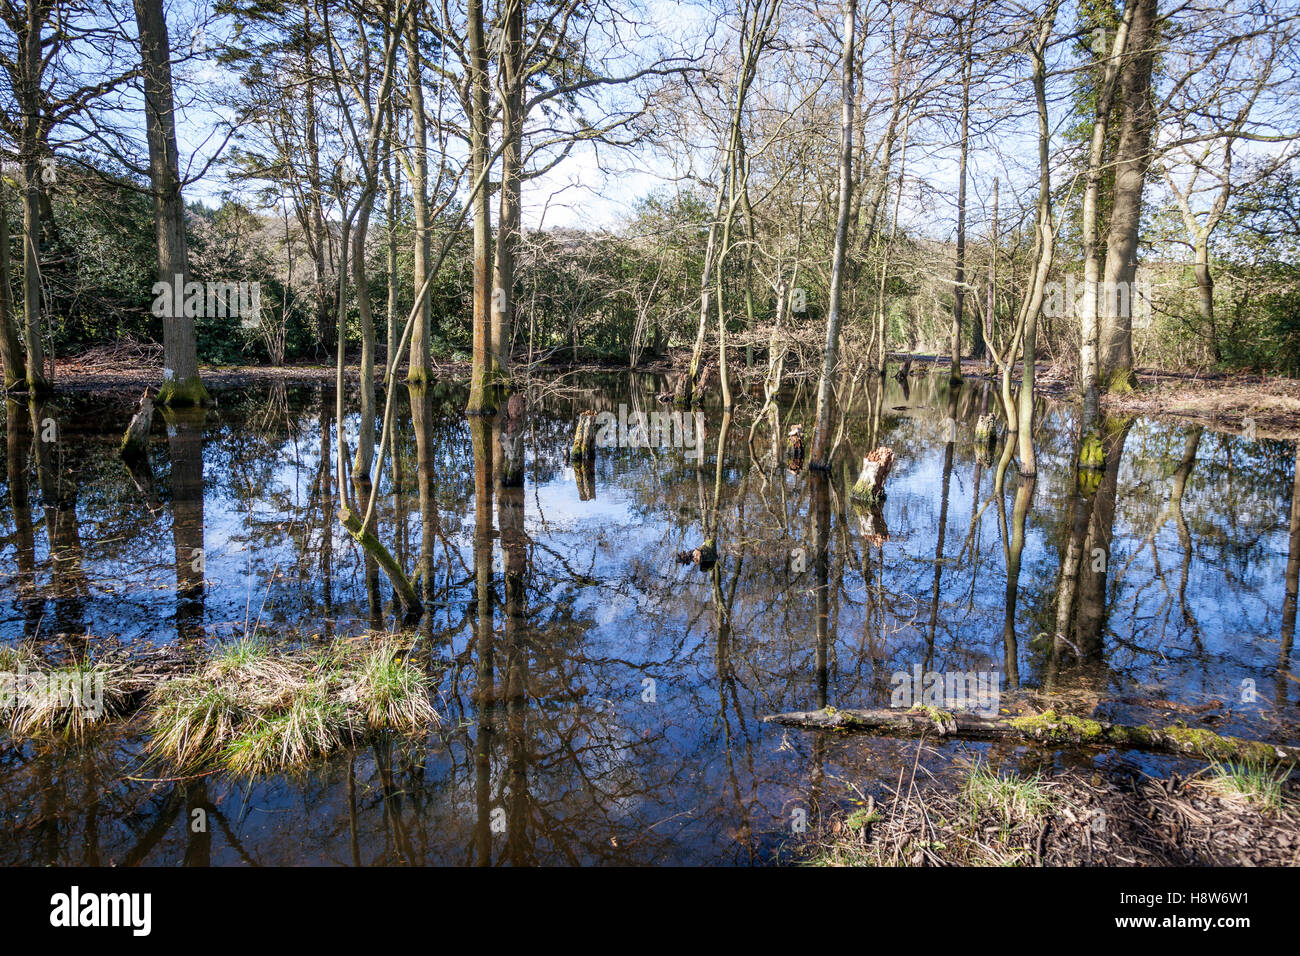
top-left (761, 706), bottom-right (1300, 766)
top-left (119, 389), bottom-right (154, 461)
top-left (785, 423), bottom-right (805, 469)
top-left (676, 537), bottom-right (718, 570)
top-left (851, 447), bottom-right (894, 504)
top-left (854, 503), bottom-right (889, 546)
top-left (570, 409), bottom-right (596, 462)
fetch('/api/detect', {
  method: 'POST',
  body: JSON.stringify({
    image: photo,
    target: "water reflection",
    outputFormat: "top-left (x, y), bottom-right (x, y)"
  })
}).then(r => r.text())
top-left (0, 372), bottom-right (1296, 864)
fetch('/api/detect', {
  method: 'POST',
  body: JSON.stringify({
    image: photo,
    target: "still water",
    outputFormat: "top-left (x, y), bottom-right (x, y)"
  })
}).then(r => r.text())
top-left (1, 371), bottom-right (1296, 864)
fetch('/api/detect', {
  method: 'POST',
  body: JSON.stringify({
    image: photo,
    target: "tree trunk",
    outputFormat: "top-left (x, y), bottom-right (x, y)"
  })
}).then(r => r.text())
top-left (809, 0), bottom-right (857, 470)
top-left (950, 12), bottom-right (971, 383)
top-left (135, 0), bottom-right (208, 406)
top-left (1016, 8), bottom-right (1058, 478)
top-left (1100, 0), bottom-right (1158, 392)
top-left (465, 0), bottom-right (495, 414)
top-left (490, 0), bottom-right (524, 387)
top-left (16, 1), bottom-right (48, 394)
top-left (0, 193), bottom-right (24, 389)
top-left (405, 3), bottom-right (434, 384)
top-left (1079, 0), bottom-right (1134, 433)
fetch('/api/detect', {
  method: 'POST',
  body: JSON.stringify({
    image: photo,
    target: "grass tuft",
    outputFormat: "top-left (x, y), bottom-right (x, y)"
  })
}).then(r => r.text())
top-left (148, 635), bottom-right (437, 775)
top-left (1, 644), bottom-right (135, 741)
top-left (1204, 760), bottom-right (1292, 812)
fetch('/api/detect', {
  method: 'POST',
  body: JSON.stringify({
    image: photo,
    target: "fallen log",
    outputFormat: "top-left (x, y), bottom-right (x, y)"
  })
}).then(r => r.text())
top-left (761, 706), bottom-right (1300, 766)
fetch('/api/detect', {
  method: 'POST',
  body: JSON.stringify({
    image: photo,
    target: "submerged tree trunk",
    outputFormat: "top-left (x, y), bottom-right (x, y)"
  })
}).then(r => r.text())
top-left (809, 0), bottom-right (857, 470)
top-left (135, 0), bottom-right (208, 406)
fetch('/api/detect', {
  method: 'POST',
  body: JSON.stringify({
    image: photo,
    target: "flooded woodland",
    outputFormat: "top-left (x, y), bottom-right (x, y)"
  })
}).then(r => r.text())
top-left (2, 369), bottom-right (1296, 865)
top-left (1, 0), bottom-right (1299, 886)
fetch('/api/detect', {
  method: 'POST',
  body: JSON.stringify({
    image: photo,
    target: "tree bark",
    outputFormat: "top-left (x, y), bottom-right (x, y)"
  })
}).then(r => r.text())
top-left (809, 0), bottom-right (857, 470)
top-left (950, 10), bottom-right (971, 383)
top-left (1079, 0), bottom-right (1135, 434)
top-left (405, 2), bottom-right (434, 384)
top-left (135, 0), bottom-right (208, 406)
top-left (465, 0), bottom-right (495, 414)
top-left (1100, 0), bottom-right (1157, 392)
top-left (490, 0), bottom-right (524, 386)
top-left (0, 192), bottom-right (24, 389)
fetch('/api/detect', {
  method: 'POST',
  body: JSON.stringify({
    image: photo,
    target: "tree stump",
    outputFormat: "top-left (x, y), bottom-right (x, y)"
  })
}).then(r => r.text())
top-left (119, 389), bottom-right (155, 462)
top-left (570, 409), bottom-right (596, 462)
top-left (851, 447), bottom-right (894, 504)
top-left (854, 503), bottom-right (889, 546)
top-left (676, 537), bottom-right (717, 570)
top-left (784, 423), bottom-right (805, 470)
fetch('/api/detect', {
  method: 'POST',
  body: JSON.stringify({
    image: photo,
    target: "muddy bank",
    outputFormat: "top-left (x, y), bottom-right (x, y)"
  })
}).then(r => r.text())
top-left (888, 353), bottom-right (1300, 439)
top-left (804, 757), bottom-right (1300, 867)
top-left (47, 348), bottom-right (678, 394)
top-left (43, 348), bottom-right (1300, 440)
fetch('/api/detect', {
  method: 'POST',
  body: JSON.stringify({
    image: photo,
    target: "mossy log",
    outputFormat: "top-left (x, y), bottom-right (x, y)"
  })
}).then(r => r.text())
top-left (761, 706), bottom-right (1300, 766)
top-left (850, 447), bottom-right (894, 504)
top-left (119, 389), bottom-right (155, 461)
top-left (338, 505), bottom-right (422, 619)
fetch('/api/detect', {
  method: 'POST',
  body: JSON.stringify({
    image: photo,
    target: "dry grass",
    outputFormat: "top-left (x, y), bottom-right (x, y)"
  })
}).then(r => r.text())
top-left (1, 644), bottom-right (138, 741)
top-left (804, 747), bottom-right (1300, 866)
top-left (148, 636), bottom-right (438, 775)
top-left (1201, 760), bottom-right (1294, 813)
